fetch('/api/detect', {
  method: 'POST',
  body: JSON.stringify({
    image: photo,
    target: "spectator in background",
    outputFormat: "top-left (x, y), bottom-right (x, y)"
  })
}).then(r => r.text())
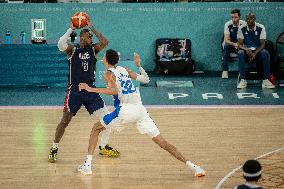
top-left (237, 12), bottom-right (274, 89)
top-left (222, 9), bottom-right (245, 79)
top-left (234, 159), bottom-right (263, 189)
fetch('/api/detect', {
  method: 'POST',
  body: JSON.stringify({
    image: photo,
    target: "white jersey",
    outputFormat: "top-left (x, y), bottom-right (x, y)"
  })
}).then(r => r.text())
top-left (108, 66), bottom-right (142, 105)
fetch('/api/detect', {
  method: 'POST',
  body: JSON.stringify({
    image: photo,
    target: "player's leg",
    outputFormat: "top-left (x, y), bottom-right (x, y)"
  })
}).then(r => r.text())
top-left (152, 134), bottom-right (205, 177)
top-left (78, 105), bottom-right (123, 175)
top-left (48, 110), bottom-right (73, 163)
top-left (137, 107), bottom-right (205, 177)
top-left (48, 88), bottom-right (82, 163)
top-left (78, 121), bottom-right (105, 175)
top-left (85, 92), bottom-right (120, 157)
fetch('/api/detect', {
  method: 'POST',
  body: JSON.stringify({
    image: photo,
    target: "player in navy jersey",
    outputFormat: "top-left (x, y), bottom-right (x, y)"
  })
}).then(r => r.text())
top-left (77, 49), bottom-right (206, 177)
top-left (234, 160), bottom-right (263, 189)
top-left (48, 18), bottom-right (119, 163)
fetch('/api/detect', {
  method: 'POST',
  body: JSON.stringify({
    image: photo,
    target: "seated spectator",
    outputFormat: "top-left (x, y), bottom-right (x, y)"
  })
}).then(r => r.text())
top-left (222, 9), bottom-right (245, 79)
top-left (237, 12), bottom-right (275, 89)
top-left (234, 159), bottom-right (263, 189)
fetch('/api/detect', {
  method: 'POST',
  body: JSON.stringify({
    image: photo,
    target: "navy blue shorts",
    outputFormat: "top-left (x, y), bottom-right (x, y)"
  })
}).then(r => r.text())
top-left (63, 85), bottom-right (105, 115)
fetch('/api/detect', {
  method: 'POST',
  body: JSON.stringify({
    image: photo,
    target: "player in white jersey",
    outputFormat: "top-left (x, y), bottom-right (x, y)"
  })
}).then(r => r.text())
top-left (77, 49), bottom-right (206, 177)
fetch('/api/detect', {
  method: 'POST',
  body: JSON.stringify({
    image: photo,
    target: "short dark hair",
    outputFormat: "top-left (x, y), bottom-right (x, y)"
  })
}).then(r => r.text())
top-left (246, 12), bottom-right (256, 20)
top-left (80, 29), bottom-right (91, 37)
top-left (231, 9), bottom-right (241, 17)
top-left (242, 160), bottom-right (262, 182)
top-left (105, 49), bottom-right (119, 65)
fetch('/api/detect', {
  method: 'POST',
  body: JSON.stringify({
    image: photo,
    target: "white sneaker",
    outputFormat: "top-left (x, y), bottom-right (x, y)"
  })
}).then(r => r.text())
top-left (262, 79), bottom-right (275, 89)
top-left (237, 79), bottom-right (247, 89)
top-left (78, 162), bottom-right (92, 175)
top-left (194, 166), bottom-right (206, 177)
top-left (222, 71), bottom-right (228, 79)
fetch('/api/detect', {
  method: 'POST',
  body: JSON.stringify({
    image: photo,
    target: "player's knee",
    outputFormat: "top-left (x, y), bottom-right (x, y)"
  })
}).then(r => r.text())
top-left (91, 122), bottom-right (103, 134)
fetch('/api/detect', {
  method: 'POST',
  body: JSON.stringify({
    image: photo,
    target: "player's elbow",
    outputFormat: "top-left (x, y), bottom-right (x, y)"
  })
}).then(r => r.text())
top-left (57, 39), bottom-right (68, 52)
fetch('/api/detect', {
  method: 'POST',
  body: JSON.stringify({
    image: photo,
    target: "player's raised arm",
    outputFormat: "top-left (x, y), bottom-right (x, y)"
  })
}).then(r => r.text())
top-left (57, 20), bottom-right (76, 57)
top-left (126, 52), bottom-right (150, 84)
top-left (87, 20), bottom-right (109, 55)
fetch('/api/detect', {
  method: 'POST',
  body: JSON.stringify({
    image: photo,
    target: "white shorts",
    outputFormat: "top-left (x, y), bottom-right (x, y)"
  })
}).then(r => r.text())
top-left (101, 103), bottom-right (160, 138)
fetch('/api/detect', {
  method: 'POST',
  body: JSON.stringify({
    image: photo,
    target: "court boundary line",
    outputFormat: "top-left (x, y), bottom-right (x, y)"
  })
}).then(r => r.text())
top-left (214, 147), bottom-right (284, 189)
top-left (1, 105), bottom-right (284, 109)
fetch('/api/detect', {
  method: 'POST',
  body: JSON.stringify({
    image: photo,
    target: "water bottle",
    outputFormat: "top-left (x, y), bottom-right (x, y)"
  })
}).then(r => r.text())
top-left (20, 31), bottom-right (26, 44)
top-left (5, 30), bottom-right (11, 44)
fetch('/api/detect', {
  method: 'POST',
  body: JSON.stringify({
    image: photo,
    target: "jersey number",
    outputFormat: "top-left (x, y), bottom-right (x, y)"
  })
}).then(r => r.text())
top-left (82, 61), bottom-right (88, 71)
top-left (120, 79), bottom-right (136, 94)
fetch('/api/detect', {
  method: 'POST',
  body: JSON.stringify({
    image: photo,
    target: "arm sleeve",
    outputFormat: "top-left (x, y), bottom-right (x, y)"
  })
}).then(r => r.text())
top-left (136, 67), bottom-right (150, 84)
top-left (237, 27), bottom-right (244, 40)
top-left (260, 25), bottom-right (266, 40)
top-left (57, 28), bottom-right (73, 52)
top-left (224, 22), bottom-right (230, 35)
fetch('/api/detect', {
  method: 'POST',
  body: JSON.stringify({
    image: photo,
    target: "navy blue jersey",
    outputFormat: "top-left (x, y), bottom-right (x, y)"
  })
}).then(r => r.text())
top-left (235, 184), bottom-right (263, 189)
top-left (224, 20), bottom-right (245, 43)
top-left (237, 23), bottom-right (266, 49)
top-left (68, 44), bottom-right (97, 85)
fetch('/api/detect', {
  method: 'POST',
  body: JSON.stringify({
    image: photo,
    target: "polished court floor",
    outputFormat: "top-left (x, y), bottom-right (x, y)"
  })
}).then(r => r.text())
top-left (0, 108), bottom-right (283, 189)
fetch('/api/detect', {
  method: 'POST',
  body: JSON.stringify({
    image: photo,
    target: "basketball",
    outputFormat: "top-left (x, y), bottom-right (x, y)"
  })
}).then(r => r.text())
top-left (71, 12), bottom-right (89, 29)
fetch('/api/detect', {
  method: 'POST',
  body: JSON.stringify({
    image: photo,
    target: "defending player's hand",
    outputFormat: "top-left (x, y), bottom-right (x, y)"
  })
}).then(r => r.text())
top-left (79, 83), bottom-right (90, 92)
top-left (133, 52), bottom-right (141, 67)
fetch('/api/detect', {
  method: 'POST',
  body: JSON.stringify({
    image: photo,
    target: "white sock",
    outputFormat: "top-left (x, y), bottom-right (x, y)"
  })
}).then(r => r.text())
top-left (85, 155), bottom-right (93, 166)
top-left (52, 142), bottom-right (59, 148)
top-left (186, 161), bottom-right (198, 171)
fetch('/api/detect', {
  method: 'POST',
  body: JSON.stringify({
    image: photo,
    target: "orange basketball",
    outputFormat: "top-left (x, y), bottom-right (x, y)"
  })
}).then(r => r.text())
top-left (71, 12), bottom-right (89, 29)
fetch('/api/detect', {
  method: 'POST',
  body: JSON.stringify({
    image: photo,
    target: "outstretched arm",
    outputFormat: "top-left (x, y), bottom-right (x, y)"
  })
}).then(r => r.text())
top-left (87, 20), bottom-right (109, 55)
top-left (126, 52), bottom-right (150, 84)
top-left (57, 21), bottom-right (76, 57)
top-left (79, 71), bottom-right (117, 95)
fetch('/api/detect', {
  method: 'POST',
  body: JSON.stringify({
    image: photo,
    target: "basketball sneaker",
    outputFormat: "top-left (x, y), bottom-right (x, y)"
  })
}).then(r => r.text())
top-left (99, 144), bottom-right (120, 158)
top-left (194, 166), bottom-right (206, 177)
top-left (237, 79), bottom-right (247, 89)
top-left (222, 71), bottom-right (228, 79)
top-left (78, 162), bottom-right (92, 175)
top-left (48, 147), bottom-right (58, 163)
top-left (262, 79), bottom-right (275, 89)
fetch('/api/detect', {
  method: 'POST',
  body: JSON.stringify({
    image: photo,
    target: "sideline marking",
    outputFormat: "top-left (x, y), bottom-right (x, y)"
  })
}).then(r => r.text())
top-left (1, 105), bottom-right (284, 109)
top-left (214, 147), bottom-right (284, 189)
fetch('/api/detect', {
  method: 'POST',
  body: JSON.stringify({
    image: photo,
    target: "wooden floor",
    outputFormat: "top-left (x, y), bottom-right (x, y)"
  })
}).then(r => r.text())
top-left (0, 108), bottom-right (283, 189)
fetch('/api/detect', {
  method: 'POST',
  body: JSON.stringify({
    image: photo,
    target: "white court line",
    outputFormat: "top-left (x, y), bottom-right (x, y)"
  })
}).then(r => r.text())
top-left (1, 105), bottom-right (284, 109)
top-left (214, 147), bottom-right (284, 189)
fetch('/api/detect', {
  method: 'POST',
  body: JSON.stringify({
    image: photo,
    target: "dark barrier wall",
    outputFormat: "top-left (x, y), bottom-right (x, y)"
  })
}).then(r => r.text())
top-left (0, 3), bottom-right (283, 71)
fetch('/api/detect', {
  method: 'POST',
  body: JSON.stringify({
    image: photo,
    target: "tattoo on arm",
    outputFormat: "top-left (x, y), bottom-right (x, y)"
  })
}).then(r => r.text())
top-left (89, 26), bottom-right (108, 53)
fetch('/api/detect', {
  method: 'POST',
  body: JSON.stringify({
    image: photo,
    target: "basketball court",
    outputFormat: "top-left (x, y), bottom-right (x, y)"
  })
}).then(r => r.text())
top-left (0, 81), bottom-right (283, 189)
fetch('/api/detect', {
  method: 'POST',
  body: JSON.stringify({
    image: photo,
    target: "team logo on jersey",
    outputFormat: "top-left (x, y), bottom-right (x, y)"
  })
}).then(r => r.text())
top-left (255, 31), bottom-right (258, 35)
top-left (79, 52), bottom-right (90, 60)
